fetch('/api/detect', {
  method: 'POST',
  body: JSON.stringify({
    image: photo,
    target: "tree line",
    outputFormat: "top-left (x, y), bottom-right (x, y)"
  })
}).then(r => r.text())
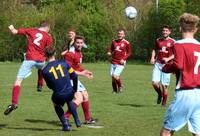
top-left (0, 0), bottom-right (200, 62)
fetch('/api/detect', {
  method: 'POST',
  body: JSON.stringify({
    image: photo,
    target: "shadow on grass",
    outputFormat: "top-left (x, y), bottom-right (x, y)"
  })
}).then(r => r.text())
top-left (117, 103), bottom-right (157, 108)
top-left (25, 119), bottom-right (60, 126)
top-left (0, 124), bottom-right (7, 129)
top-left (6, 126), bottom-right (59, 131)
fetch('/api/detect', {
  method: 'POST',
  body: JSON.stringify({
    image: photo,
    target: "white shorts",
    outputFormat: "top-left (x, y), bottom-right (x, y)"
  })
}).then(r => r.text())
top-left (163, 88), bottom-right (200, 134)
top-left (110, 64), bottom-right (124, 76)
top-left (17, 60), bottom-right (45, 79)
top-left (71, 80), bottom-right (86, 92)
top-left (152, 62), bottom-right (171, 85)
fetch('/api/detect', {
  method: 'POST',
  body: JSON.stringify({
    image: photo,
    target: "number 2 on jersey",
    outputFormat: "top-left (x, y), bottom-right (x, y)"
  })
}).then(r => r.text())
top-left (33, 33), bottom-right (43, 46)
top-left (49, 64), bottom-right (65, 79)
top-left (194, 51), bottom-right (200, 74)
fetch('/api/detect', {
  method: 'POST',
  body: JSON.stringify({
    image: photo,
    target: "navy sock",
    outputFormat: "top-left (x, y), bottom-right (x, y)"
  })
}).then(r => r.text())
top-left (67, 101), bottom-right (79, 120)
top-left (54, 105), bottom-right (69, 126)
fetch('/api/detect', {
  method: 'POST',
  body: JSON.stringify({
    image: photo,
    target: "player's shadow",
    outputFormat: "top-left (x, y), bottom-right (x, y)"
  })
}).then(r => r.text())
top-left (6, 126), bottom-right (59, 131)
top-left (0, 124), bottom-right (7, 129)
top-left (25, 119), bottom-right (60, 126)
top-left (117, 103), bottom-right (156, 108)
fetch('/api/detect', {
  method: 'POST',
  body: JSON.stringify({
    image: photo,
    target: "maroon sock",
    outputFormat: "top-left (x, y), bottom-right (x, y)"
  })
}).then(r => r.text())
top-left (37, 69), bottom-right (43, 87)
top-left (162, 92), bottom-right (168, 106)
top-left (12, 85), bottom-right (20, 105)
top-left (64, 103), bottom-right (78, 119)
top-left (112, 78), bottom-right (118, 92)
top-left (115, 78), bottom-right (122, 88)
top-left (82, 101), bottom-right (91, 121)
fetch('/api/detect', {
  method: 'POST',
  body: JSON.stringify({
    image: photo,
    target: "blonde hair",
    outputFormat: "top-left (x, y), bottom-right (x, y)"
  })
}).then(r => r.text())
top-left (179, 13), bottom-right (199, 32)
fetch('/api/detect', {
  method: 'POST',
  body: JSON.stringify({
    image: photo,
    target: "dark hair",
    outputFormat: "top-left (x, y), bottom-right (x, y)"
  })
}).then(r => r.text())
top-left (40, 20), bottom-right (50, 28)
top-left (162, 25), bottom-right (171, 30)
top-left (45, 47), bottom-right (55, 58)
top-left (74, 35), bottom-right (85, 42)
top-left (179, 13), bottom-right (199, 32)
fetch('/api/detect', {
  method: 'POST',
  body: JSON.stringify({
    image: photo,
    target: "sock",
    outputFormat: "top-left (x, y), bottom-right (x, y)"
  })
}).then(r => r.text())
top-left (54, 105), bottom-right (69, 127)
top-left (12, 85), bottom-right (20, 105)
top-left (162, 92), bottom-right (168, 106)
top-left (64, 102), bottom-right (78, 119)
top-left (37, 69), bottom-right (43, 87)
top-left (82, 101), bottom-right (91, 121)
top-left (115, 78), bottom-right (122, 88)
top-left (112, 77), bottom-right (118, 92)
top-left (67, 101), bottom-right (79, 121)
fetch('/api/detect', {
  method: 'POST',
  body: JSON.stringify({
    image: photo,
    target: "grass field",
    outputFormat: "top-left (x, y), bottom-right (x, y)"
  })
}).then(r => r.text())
top-left (0, 62), bottom-right (191, 136)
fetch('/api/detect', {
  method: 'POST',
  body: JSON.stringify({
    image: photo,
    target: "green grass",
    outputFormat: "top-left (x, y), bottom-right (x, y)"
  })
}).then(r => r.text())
top-left (0, 62), bottom-right (191, 136)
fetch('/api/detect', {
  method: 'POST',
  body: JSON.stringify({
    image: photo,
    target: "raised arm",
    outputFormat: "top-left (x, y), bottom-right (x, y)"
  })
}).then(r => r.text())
top-left (8, 25), bottom-right (18, 34)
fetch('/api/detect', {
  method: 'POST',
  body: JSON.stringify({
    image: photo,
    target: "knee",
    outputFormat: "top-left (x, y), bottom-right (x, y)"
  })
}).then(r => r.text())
top-left (83, 91), bottom-right (89, 101)
top-left (160, 128), bottom-right (173, 136)
top-left (152, 81), bottom-right (159, 87)
top-left (14, 78), bottom-right (23, 86)
top-left (74, 92), bottom-right (83, 105)
top-left (113, 75), bottom-right (120, 80)
top-left (73, 99), bottom-right (83, 106)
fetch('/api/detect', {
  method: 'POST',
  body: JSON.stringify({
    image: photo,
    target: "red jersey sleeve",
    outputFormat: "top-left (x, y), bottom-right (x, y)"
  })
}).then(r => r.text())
top-left (162, 44), bottom-right (184, 73)
top-left (122, 43), bottom-right (132, 60)
top-left (107, 41), bottom-right (114, 53)
top-left (17, 28), bottom-right (29, 35)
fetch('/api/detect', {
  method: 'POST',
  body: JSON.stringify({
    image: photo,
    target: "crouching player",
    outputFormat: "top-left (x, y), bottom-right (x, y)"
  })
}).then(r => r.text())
top-left (42, 47), bottom-right (81, 131)
top-left (63, 36), bottom-right (96, 124)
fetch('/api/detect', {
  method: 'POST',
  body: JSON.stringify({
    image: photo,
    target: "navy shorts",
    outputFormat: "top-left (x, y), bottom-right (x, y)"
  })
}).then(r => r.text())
top-left (51, 91), bottom-right (74, 106)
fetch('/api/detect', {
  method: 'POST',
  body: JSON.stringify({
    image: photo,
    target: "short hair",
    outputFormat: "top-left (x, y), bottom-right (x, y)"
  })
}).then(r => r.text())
top-left (45, 47), bottom-right (55, 58)
top-left (68, 28), bottom-right (76, 33)
top-left (74, 35), bottom-right (85, 42)
top-left (117, 28), bottom-right (126, 33)
top-left (162, 25), bottom-right (171, 30)
top-left (40, 20), bottom-right (50, 28)
top-left (179, 13), bottom-right (199, 32)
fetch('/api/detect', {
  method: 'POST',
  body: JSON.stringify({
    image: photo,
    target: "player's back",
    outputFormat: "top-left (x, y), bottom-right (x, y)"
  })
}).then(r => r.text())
top-left (18, 28), bottom-right (52, 61)
top-left (42, 60), bottom-right (73, 94)
top-left (175, 38), bottom-right (200, 89)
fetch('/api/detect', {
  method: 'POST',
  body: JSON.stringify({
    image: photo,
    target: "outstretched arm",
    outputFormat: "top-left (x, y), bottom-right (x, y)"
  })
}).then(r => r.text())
top-left (75, 70), bottom-right (93, 79)
top-left (8, 25), bottom-right (18, 34)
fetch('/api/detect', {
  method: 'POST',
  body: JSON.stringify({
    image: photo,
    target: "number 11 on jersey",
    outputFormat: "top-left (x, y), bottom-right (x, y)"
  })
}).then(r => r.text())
top-left (49, 64), bottom-right (65, 79)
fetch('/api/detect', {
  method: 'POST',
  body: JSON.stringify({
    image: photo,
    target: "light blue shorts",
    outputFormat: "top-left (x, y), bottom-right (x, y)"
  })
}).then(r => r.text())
top-left (71, 80), bottom-right (86, 92)
top-left (17, 60), bottom-right (45, 79)
top-left (152, 62), bottom-right (171, 85)
top-left (110, 64), bottom-right (124, 76)
top-left (163, 88), bottom-right (200, 134)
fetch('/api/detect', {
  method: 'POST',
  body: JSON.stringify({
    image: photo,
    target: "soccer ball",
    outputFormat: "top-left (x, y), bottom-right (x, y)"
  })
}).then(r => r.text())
top-left (125, 6), bottom-right (137, 19)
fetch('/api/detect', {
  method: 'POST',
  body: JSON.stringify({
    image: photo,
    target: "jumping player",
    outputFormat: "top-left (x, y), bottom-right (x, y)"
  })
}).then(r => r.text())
top-left (4, 21), bottom-right (52, 115)
top-left (107, 29), bottom-right (132, 93)
top-left (63, 36), bottom-right (96, 124)
top-left (150, 25), bottom-right (175, 106)
top-left (160, 13), bottom-right (200, 136)
top-left (42, 47), bottom-right (81, 131)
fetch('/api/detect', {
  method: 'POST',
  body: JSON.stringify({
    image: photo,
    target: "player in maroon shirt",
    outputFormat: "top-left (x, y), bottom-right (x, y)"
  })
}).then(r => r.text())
top-left (63, 36), bottom-right (96, 124)
top-left (160, 13), bottom-right (200, 136)
top-left (150, 25), bottom-right (175, 106)
top-left (4, 21), bottom-right (52, 115)
top-left (107, 29), bottom-right (132, 93)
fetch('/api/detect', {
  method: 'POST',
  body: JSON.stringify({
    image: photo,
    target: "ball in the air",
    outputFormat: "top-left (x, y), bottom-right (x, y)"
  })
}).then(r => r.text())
top-left (125, 6), bottom-right (137, 19)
